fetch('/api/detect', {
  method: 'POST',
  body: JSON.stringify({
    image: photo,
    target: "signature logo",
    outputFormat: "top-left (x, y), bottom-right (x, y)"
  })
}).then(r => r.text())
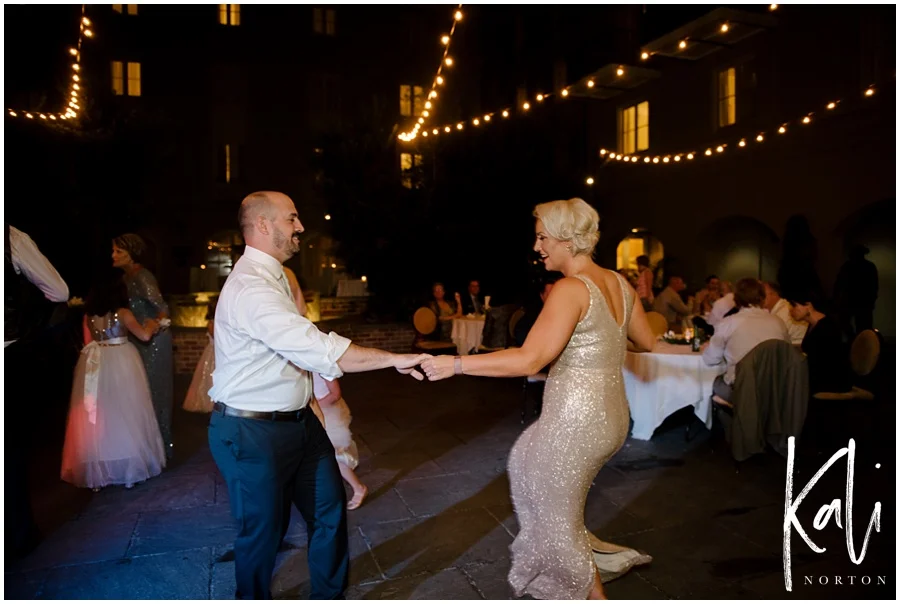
top-left (783, 437), bottom-right (882, 591)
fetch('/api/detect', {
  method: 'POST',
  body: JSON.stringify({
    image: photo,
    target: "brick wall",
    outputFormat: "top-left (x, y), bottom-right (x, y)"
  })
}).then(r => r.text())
top-left (173, 321), bottom-right (415, 375)
top-left (318, 296), bottom-right (369, 321)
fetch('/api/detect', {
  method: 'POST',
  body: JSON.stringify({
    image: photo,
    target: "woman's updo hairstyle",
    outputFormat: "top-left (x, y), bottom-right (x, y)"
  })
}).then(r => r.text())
top-left (533, 198), bottom-right (600, 256)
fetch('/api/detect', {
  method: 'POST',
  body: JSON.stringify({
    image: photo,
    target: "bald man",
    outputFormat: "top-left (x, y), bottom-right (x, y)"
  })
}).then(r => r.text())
top-left (209, 191), bottom-right (429, 599)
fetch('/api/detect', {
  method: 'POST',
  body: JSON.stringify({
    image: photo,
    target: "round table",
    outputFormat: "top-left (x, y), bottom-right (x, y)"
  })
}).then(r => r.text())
top-left (623, 341), bottom-right (725, 440)
top-left (451, 316), bottom-right (486, 356)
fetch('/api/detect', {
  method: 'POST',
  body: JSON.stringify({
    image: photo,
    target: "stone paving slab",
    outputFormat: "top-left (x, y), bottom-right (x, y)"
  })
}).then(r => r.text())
top-left (127, 504), bottom-right (236, 557)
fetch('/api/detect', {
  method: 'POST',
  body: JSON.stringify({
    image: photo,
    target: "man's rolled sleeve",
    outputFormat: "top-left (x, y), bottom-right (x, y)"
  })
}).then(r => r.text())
top-left (237, 283), bottom-right (352, 379)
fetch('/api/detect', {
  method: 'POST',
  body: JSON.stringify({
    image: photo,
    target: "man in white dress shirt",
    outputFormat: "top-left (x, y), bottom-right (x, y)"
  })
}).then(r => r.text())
top-left (702, 278), bottom-right (790, 400)
top-left (762, 281), bottom-right (808, 345)
top-left (208, 191), bottom-right (428, 600)
top-left (5, 224), bottom-right (69, 560)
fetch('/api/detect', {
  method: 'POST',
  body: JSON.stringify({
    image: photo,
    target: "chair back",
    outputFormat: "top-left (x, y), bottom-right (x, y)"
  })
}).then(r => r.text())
top-left (483, 304), bottom-right (515, 348)
top-left (850, 329), bottom-right (881, 377)
top-left (508, 308), bottom-right (526, 339)
top-left (413, 307), bottom-right (438, 336)
top-left (645, 311), bottom-right (668, 337)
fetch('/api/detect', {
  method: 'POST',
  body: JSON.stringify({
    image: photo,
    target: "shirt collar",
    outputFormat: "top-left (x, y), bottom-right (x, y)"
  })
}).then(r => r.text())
top-left (242, 245), bottom-right (284, 279)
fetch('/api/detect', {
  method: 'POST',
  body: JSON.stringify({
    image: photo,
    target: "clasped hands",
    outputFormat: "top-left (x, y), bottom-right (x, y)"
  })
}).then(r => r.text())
top-left (394, 354), bottom-right (457, 382)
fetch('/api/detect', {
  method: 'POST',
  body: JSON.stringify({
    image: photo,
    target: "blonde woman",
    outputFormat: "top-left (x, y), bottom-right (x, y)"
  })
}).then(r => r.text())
top-left (423, 198), bottom-right (656, 599)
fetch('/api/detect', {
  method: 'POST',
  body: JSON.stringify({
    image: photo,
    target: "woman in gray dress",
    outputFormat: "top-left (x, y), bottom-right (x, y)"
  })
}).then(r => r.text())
top-left (112, 234), bottom-right (175, 458)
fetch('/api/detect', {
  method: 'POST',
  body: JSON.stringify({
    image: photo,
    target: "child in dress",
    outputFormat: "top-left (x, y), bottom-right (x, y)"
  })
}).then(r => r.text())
top-left (283, 266), bottom-right (367, 509)
top-left (61, 273), bottom-right (167, 491)
top-left (182, 300), bottom-right (216, 413)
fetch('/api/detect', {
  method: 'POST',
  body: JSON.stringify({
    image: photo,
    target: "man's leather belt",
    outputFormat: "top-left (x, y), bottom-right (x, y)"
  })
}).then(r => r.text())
top-left (213, 402), bottom-right (308, 422)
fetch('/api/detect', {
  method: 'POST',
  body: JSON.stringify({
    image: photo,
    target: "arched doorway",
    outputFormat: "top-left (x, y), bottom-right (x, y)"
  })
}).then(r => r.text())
top-left (697, 216), bottom-right (780, 284)
top-left (616, 229), bottom-right (664, 288)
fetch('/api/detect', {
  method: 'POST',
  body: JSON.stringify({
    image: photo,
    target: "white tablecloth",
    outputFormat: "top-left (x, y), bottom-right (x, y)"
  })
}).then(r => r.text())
top-left (451, 317), bottom-right (485, 356)
top-left (624, 342), bottom-right (725, 440)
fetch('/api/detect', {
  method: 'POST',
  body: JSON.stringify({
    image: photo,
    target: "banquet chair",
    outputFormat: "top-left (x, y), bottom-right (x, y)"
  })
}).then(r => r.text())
top-left (508, 308), bottom-right (526, 348)
top-left (812, 329), bottom-right (881, 401)
top-left (412, 307), bottom-right (457, 354)
top-left (645, 312), bottom-right (668, 338)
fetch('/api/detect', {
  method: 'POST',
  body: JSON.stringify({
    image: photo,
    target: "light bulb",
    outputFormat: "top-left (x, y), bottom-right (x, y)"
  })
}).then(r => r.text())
top-left (473, 118), bottom-right (480, 126)
top-left (425, 101), bottom-right (432, 110)
top-left (422, 131), bottom-right (428, 137)
top-left (444, 57), bottom-right (453, 67)
top-left (778, 126), bottom-right (786, 134)
top-left (201, 264), bottom-right (206, 270)
top-left (429, 91), bottom-right (437, 99)
top-left (631, 156), bottom-right (638, 163)
top-left (422, 110), bottom-right (429, 117)
top-left (652, 157), bottom-right (659, 164)
top-left (325, 214), bottom-right (332, 220)
top-left (641, 51), bottom-right (650, 60)
top-left (331, 263), bottom-right (337, 269)
top-left (72, 63), bottom-right (80, 71)
top-left (82, 17), bottom-right (91, 26)
top-left (769, 4), bottom-right (778, 10)
top-left (865, 87), bottom-right (875, 97)
top-left (523, 102), bottom-right (530, 110)
top-left (623, 156), bottom-right (630, 161)
top-left (587, 79), bottom-right (595, 88)
top-left (457, 123), bottom-right (463, 130)
top-left (705, 149), bottom-right (713, 156)
top-left (674, 155), bottom-right (681, 162)
top-left (756, 134), bottom-right (764, 142)
top-left (720, 23), bottom-right (729, 33)
top-left (26, 113), bottom-right (33, 119)
top-left (69, 48), bottom-right (78, 56)
top-left (802, 116), bottom-right (811, 124)
top-left (561, 88), bottom-right (569, 97)
top-left (73, 74), bottom-right (80, 82)
top-left (644, 157), bottom-right (651, 163)
top-left (679, 40), bottom-right (687, 49)
top-left (8, 110), bottom-right (16, 117)
top-left (484, 114), bottom-right (491, 121)
top-left (716, 145), bottom-right (724, 153)
top-left (361, 276), bottom-right (367, 282)
top-left (441, 35), bottom-right (450, 45)
top-left (616, 66), bottom-right (624, 77)
top-left (502, 110), bottom-right (509, 118)
top-left (663, 156), bottom-right (670, 163)
top-left (49, 115), bottom-right (56, 120)
top-left (436, 76), bottom-right (444, 85)
top-left (739, 139), bottom-right (746, 147)
top-left (445, 126), bottom-right (451, 132)
top-left (686, 153), bottom-right (694, 160)
top-left (599, 149), bottom-right (607, 155)
top-left (826, 102), bottom-right (836, 110)
top-left (417, 117), bottom-right (424, 124)
top-left (432, 128), bottom-right (438, 135)
top-left (73, 83), bottom-right (80, 90)
top-left (454, 10), bottom-right (463, 21)
top-left (39, 114), bottom-right (47, 119)
top-left (585, 177), bottom-right (594, 185)
top-left (84, 29), bottom-right (93, 37)
top-left (60, 115), bottom-right (67, 120)
top-left (536, 94), bottom-right (544, 102)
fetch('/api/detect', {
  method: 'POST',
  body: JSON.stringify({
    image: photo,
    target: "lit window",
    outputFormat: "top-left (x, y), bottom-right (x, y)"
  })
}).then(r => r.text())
top-left (718, 67), bottom-right (736, 127)
top-left (112, 4), bottom-right (122, 13)
top-left (127, 4), bottom-right (138, 15)
top-left (219, 144), bottom-right (240, 183)
top-left (127, 62), bottom-right (141, 96)
top-left (314, 8), bottom-right (335, 35)
top-left (400, 153), bottom-right (423, 189)
top-left (219, 4), bottom-right (240, 26)
top-left (224, 144), bottom-right (232, 183)
top-left (619, 101), bottom-right (649, 154)
top-left (399, 85), bottom-right (424, 117)
top-left (111, 61), bottom-right (124, 95)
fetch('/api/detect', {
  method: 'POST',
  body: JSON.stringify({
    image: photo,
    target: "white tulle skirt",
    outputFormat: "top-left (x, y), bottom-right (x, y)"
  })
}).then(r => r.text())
top-left (61, 342), bottom-right (166, 489)
top-left (183, 337), bottom-right (215, 413)
top-left (309, 398), bottom-right (359, 469)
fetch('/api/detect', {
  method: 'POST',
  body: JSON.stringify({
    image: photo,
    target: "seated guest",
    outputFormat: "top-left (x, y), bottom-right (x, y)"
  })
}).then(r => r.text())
top-left (702, 278), bottom-right (791, 400)
top-left (762, 281), bottom-right (808, 345)
top-left (693, 275), bottom-right (721, 315)
top-left (427, 282), bottom-right (461, 340)
top-left (636, 255), bottom-right (655, 312)
top-left (460, 279), bottom-right (486, 315)
top-left (707, 281), bottom-right (736, 326)
top-left (653, 276), bottom-right (693, 327)
top-left (514, 273), bottom-right (562, 347)
top-left (789, 293), bottom-right (852, 394)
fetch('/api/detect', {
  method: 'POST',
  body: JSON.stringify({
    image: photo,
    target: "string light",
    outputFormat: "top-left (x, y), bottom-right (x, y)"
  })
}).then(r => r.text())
top-left (769, 4), bottom-right (778, 10)
top-left (686, 153), bottom-right (694, 160)
top-left (523, 102), bottom-right (530, 110)
top-left (644, 157), bottom-right (650, 163)
top-left (436, 75), bottom-right (444, 85)
top-left (587, 79), bottom-right (595, 88)
top-left (864, 87), bottom-right (875, 97)
top-left (674, 155), bottom-right (681, 162)
top-left (456, 122), bottom-right (463, 130)
top-left (536, 94), bottom-right (544, 102)
top-left (652, 157), bottom-right (659, 164)
top-left (738, 139), bottom-right (746, 147)
top-left (705, 148), bottom-right (713, 156)
top-left (826, 101), bottom-right (837, 110)
top-left (662, 156), bottom-right (670, 163)
top-left (720, 23), bottom-right (729, 33)
top-left (432, 128), bottom-right (439, 135)
top-left (8, 110), bottom-right (16, 117)
top-left (716, 145), bottom-right (724, 153)
top-left (454, 9), bottom-right (463, 20)
top-left (483, 114), bottom-right (491, 121)
top-left (445, 126), bottom-right (451, 132)
top-left (616, 66), bottom-right (625, 77)
top-left (778, 125), bottom-right (787, 134)
top-left (444, 57), bottom-right (453, 67)
top-left (473, 118), bottom-right (480, 126)
top-left (585, 177), bottom-right (594, 185)
top-left (679, 40), bottom-right (688, 50)
top-left (756, 134), bottom-right (764, 142)
top-left (802, 115), bottom-right (811, 124)
top-left (641, 51), bottom-right (650, 60)
top-left (599, 149), bottom-right (607, 155)
top-left (441, 35), bottom-right (450, 45)
top-left (561, 88), bottom-right (569, 97)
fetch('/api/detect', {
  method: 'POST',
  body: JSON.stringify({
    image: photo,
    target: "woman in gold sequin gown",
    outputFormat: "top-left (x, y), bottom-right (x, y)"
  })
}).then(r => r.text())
top-left (423, 199), bottom-right (657, 599)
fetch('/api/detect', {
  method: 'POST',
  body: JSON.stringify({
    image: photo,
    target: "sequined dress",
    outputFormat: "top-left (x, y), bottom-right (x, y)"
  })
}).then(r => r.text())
top-left (124, 268), bottom-right (174, 455)
top-left (507, 273), bottom-right (650, 599)
top-left (60, 312), bottom-right (166, 488)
